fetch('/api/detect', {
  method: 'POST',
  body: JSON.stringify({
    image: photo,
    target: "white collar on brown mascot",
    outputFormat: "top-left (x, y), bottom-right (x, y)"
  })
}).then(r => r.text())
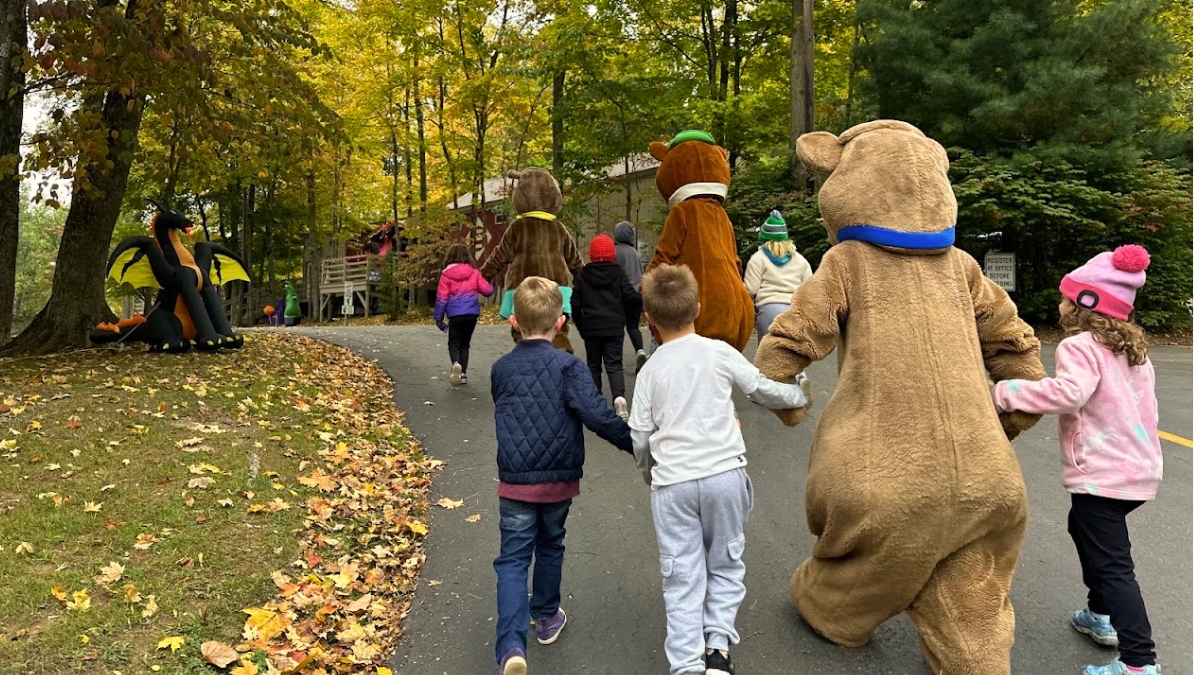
top-left (668, 182), bottom-right (728, 208)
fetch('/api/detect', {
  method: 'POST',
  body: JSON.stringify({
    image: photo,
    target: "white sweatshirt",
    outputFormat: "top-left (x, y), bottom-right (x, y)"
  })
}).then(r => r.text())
top-left (743, 247), bottom-right (813, 309)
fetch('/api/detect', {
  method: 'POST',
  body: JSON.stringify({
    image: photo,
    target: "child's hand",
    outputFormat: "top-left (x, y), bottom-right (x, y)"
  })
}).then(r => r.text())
top-left (436, 321), bottom-right (447, 333)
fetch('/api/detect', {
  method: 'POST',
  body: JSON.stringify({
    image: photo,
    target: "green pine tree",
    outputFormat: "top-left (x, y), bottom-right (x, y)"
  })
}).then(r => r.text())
top-left (859, 0), bottom-right (1185, 170)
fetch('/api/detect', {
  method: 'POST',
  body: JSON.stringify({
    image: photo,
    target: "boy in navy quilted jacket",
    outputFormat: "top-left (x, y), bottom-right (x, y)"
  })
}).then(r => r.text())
top-left (490, 275), bottom-right (633, 675)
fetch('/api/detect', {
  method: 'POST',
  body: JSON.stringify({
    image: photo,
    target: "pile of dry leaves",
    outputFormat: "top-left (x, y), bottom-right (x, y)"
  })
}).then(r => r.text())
top-left (205, 336), bottom-right (441, 675)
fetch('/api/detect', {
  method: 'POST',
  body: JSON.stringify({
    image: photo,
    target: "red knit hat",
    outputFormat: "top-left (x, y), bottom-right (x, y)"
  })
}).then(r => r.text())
top-left (589, 234), bottom-right (616, 263)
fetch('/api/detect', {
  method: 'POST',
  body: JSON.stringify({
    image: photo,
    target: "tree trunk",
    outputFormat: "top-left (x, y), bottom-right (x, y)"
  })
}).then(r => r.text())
top-left (1, 86), bottom-right (146, 356)
top-left (414, 54), bottom-right (428, 210)
top-left (390, 123), bottom-right (401, 226)
top-left (305, 164), bottom-right (317, 319)
top-left (402, 85), bottom-right (413, 219)
top-left (552, 69), bottom-right (565, 173)
top-left (789, 0), bottom-right (815, 190)
top-left (0, 0), bottom-right (25, 347)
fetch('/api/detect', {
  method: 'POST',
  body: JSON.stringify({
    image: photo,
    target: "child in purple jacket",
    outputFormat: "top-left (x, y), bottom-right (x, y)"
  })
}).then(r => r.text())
top-left (434, 243), bottom-right (494, 385)
top-left (992, 245), bottom-right (1161, 675)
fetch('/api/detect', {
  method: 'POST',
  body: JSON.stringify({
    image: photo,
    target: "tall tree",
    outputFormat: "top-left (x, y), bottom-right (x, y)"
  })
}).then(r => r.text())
top-left (0, 0), bottom-right (25, 346)
top-left (860, 0), bottom-right (1184, 169)
top-left (789, 0), bottom-right (814, 187)
top-left (4, 0), bottom-right (331, 355)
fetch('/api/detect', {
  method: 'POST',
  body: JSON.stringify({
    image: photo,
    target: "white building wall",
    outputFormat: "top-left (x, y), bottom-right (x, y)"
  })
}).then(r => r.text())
top-left (572, 172), bottom-right (668, 263)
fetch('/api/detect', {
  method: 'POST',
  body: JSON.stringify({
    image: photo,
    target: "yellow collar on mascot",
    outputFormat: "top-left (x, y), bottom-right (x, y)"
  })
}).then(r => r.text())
top-left (668, 182), bottom-right (728, 208)
top-left (519, 210), bottom-right (558, 221)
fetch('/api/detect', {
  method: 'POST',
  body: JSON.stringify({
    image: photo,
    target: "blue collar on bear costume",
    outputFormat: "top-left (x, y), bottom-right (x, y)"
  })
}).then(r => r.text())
top-left (837, 224), bottom-right (956, 250)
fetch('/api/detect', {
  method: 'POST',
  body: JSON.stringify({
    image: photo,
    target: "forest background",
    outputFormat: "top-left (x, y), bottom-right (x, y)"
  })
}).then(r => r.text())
top-left (0, 0), bottom-right (1193, 355)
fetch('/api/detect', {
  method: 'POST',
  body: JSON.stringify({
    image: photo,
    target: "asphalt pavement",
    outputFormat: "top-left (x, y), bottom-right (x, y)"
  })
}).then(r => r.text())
top-left (295, 325), bottom-right (1193, 675)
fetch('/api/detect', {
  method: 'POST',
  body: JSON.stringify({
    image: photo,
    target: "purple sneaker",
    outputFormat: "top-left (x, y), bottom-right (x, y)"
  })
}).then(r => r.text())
top-left (535, 608), bottom-right (567, 645)
top-left (499, 647), bottom-right (526, 675)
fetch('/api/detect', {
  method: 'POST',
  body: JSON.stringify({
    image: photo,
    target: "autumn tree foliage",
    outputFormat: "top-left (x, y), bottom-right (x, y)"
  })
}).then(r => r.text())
top-left (1, 0), bottom-right (1193, 353)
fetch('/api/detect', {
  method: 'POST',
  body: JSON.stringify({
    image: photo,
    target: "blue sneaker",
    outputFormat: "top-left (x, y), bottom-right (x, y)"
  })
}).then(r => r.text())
top-left (1083, 659), bottom-right (1161, 675)
top-left (535, 608), bottom-right (567, 644)
top-left (499, 647), bottom-right (526, 675)
top-left (1073, 608), bottom-right (1119, 647)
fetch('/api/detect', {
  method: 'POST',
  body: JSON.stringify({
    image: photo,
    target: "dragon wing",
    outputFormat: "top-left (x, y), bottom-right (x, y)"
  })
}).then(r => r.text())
top-left (106, 236), bottom-right (168, 290)
top-left (194, 243), bottom-right (251, 286)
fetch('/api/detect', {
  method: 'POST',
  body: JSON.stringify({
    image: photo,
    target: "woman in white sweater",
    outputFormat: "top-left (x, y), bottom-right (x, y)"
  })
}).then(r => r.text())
top-left (743, 210), bottom-right (813, 342)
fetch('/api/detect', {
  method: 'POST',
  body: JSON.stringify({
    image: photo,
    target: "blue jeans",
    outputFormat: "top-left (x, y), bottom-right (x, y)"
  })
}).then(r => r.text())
top-left (494, 497), bottom-right (572, 662)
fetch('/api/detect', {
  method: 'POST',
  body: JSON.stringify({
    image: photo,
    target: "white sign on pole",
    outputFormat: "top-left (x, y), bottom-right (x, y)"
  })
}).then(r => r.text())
top-left (342, 282), bottom-right (354, 315)
top-left (984, 252), bottom-right (1017, 292)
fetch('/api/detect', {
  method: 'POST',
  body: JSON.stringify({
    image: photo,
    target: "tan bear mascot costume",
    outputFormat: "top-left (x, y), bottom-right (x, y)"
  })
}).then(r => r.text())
top-left (480, 167), bottom-right (584, 353)
top-left (647, 130), bottom-right (755, 351)
top-left (754, 120), bottom-right (1046, 674)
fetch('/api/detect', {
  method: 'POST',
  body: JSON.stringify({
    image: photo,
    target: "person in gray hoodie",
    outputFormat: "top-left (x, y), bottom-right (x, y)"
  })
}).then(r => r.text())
top-left (614, 220), bottom-right (650, 372)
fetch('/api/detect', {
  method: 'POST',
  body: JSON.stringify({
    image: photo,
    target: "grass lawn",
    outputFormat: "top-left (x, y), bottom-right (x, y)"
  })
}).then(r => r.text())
top-left (0, 334), bottom-right (435, 675)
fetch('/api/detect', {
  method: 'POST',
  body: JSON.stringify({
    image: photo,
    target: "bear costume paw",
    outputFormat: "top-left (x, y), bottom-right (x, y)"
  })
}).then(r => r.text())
top-left (999, 410), bottom-right (1041, 440)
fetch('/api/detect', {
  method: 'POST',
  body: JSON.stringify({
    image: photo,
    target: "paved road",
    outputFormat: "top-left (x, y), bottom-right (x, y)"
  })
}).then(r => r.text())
top-left (296, 325), bottom-right (1192, 675)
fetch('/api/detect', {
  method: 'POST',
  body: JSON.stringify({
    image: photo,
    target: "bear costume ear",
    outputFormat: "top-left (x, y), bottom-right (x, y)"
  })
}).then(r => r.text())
top-left (649, 141), bottom-right (669, 162)
top-left (796, 131), bottom-right (843, 176)
top-left (506, 169), bottom-right (523, 180)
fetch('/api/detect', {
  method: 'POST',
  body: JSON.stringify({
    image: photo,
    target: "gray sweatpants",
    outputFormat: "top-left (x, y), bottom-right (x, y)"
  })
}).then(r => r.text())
top-left (651, 467), bottom-right (754, 675)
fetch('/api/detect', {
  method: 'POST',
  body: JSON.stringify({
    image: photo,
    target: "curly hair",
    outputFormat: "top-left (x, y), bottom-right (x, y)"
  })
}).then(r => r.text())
top-left (1060, 299), bottom-right (1150, 366)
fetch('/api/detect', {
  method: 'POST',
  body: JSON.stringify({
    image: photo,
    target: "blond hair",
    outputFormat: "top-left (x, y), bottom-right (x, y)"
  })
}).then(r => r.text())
top-left (763, 240), bottom-right (796, 259)
top-left (513, 276), bottom-right (562, 336)
top-left (1060, 299), bottom-right (1150, 367)
top-left (641, 265), bottom-right (700, 330)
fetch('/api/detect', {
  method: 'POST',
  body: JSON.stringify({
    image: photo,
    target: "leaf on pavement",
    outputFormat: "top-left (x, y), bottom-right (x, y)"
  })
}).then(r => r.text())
top-left (466, 514), bottom-right (481, 523)
top-left (436, 497), bottom-right (464, 509)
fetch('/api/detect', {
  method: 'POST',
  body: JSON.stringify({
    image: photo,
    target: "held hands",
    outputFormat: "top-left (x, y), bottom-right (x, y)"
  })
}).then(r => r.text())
top-left (771, 373), bottom-right (814, 428)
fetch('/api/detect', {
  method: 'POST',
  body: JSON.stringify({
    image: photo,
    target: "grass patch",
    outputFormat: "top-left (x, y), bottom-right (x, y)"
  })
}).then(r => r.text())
top-left (0, 334), bottom-right (435, 674)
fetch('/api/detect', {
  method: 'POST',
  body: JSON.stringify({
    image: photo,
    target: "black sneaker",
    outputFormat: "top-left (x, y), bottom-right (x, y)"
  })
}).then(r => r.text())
top-left (705, 649), bottom-right (734, 675)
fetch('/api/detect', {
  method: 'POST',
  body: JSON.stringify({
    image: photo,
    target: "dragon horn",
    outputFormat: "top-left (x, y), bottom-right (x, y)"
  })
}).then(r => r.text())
top-left (147, 198), bottom-right (163, 212)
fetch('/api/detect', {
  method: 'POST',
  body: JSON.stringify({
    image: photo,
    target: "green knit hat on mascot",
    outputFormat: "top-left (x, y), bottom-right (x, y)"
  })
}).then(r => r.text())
top-left (759, 210), bottom-right (789, 242)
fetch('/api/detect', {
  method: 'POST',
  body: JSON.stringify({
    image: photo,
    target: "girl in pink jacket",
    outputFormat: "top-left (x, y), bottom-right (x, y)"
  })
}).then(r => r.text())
top-left (993, 245), bottom-right (1161, 675)
top-left (434, 243), bottom-right (494, 385)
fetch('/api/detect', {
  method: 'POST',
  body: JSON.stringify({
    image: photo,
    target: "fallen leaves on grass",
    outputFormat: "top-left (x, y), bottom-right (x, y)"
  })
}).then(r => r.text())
top-left (66, 589), bottom-right (91, 611)
top-left (83, 501), bottom-right (103, 513)
top-left (93, 561), bottom-right (124, 585)
top-left (141, 594), bottom-right (158, 618)
top-left (200, 641), bottom-right (240, 668)
top-left (14, 541), bottom-right (33, 554)
top-left (156, 635), bottom-right (185, 652)
top-left (224, 337), bottom-right (439, 673)
top-left (133, 533), bottom-right (161, 550)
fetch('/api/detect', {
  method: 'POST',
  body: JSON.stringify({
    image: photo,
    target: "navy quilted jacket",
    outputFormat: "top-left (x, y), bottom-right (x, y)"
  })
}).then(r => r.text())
top-left (492, 339), bottom-right (633, 484)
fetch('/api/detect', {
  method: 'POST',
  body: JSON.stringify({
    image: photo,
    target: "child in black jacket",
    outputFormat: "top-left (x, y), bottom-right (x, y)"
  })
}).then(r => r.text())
top-left (571, 234), bottom-right (642, 420)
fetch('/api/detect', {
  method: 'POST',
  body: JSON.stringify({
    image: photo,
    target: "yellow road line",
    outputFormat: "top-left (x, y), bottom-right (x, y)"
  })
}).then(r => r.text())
top-left (1158, 430), bottom-right (1193, 448)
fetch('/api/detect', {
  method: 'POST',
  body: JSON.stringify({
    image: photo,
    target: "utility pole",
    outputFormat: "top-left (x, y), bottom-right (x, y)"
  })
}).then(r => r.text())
top-left (790, 0), bottom-right (815, 193)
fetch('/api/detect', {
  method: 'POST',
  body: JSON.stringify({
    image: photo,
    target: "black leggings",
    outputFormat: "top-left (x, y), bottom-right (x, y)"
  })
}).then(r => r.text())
top-left (584, 336), bottom-right (624, 400)
top-left (447, 314), bottom-right (479, 372)
top-left (1068, 493), bottom-right (1156, 667)
top-left (625, 312), bottom-right (644, 352)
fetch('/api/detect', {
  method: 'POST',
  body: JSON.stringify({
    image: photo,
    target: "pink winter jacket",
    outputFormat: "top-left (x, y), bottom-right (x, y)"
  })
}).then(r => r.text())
top-left (992, 332), bottom-right (1162, 501)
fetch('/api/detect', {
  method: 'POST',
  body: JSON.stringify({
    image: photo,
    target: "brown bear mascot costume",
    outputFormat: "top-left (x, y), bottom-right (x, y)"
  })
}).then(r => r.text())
top-left (754, 120), bottom-right (1046, 674)
top-left (480, 167), bottom-right (584, 353)
top-left (646, 130), bottom-right (755, 351)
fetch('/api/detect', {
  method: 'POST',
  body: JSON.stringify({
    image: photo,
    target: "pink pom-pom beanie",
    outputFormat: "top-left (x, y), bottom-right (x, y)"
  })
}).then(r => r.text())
top-left (1059, 244), bottom-right (1151, 321)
